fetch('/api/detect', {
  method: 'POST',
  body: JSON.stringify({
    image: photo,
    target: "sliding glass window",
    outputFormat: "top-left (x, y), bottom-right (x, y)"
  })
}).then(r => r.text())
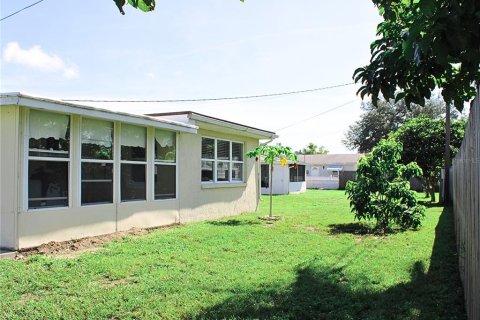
top-left (28, 110), bottom-right (70, 209)
top-left (121, 124), bottom-right (146, 201)
top-left (81, 118), bottom-right (114, 205)
top-left (154, 129), bottom-right (176, 200)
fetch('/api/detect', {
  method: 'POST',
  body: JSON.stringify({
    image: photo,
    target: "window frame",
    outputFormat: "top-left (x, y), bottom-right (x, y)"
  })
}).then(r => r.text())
top-left (120, 123), bottom-right (148, 202)
top-left (289, 164), bottom-right (306, 182)
top-left (25, 108), bottom-right (72, 211)
top-left (153, 129), bottom-right (178, 201)
top-left (200, 136), bottom-right (244, 184)
top-left (80, 117), bottom-right (115, 206)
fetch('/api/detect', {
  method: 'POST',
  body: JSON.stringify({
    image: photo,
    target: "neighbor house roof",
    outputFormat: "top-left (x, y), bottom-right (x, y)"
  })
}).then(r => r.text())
top-left (146, 111), bottom-right (278, 140)
top-left (297, 154), bottom-right (363, 165)
top-left (0, 93), bottom-right (198, 133)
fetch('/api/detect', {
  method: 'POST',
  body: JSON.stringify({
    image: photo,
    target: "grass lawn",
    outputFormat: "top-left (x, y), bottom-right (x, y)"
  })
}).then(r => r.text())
top-left (0, 190), bottom-right (465, 319)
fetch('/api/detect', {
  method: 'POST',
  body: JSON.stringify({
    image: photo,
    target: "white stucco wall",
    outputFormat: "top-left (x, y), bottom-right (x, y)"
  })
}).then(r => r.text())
top-left (289, 181), bottom-right (306, 194)
top-left (177, 129), bottom-right (259, 222)
top-left (306, 177), bottom-right (340, 190)
top-left (0, 105), bottom-right (20, 250)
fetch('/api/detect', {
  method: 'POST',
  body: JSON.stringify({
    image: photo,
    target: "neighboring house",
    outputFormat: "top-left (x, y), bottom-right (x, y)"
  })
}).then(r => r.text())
top-left (0, 93), bottom-right (276, 250)
top-left (297, 154), bottom-right (363, 190)
top-left (260, 162), bottom-right (307, 195)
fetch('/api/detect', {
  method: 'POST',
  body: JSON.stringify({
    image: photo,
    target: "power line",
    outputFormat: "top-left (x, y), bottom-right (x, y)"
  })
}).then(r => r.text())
top-left (275, 99), bottom-right (358, 132)
top-left (62, 82), bottom-right (355, 103)
top-left (0, 0), bottom-right (46, 22)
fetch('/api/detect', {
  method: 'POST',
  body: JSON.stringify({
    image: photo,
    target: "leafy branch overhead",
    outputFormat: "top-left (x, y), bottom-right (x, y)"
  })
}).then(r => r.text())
top-left (354, 0), bottom-right (480, 111)
top-left (114, 0), bottom-right (245, 15)
top-left (114, 0), bottom-right (155, 15)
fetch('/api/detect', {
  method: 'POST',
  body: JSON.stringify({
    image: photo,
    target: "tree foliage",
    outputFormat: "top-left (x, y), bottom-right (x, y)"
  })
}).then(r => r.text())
top-left (114, 0), bottom-right (155, 15)
top-left (390, 117), bottom-right (466, 202)
top-left (354, 0), bottom-right (480, 111)
top-left (297, 143), bottom-right (329, 155)
top-left (346, 140), bottom-right (426, 231)
top-left (343, 95), bottom-right (459, 153)
top-left (247, 145), bottom-right (298, 217)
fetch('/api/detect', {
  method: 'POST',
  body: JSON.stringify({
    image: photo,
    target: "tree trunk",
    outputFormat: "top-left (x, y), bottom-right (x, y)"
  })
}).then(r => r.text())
top-left (427, 177), bottom-right (436, 203)
top-left (269, 163), bottom-right (273, 217)
top-left (429, 185), bottom-right (436, 203)
top-left (424, 180), bottom-right (430, 198)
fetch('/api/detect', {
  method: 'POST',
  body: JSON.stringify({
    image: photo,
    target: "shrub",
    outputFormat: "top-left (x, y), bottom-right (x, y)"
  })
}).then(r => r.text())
top-left (345, 140), bottom-right (425, 231)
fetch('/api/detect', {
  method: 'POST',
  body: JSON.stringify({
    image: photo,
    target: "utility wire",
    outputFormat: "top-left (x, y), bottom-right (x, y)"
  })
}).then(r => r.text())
top-left (62, 82), bottom-right (355, 103)
top-left (275, 99), bottom-right (358, 132)
top-left (0, 0), bottom-right (45, 22)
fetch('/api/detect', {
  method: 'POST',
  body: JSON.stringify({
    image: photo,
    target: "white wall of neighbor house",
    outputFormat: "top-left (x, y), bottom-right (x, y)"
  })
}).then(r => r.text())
top-left (1, 104), bottom-right (264, 249)
top-left (289, 182), bottom-right (306, 194)
top-left (177, 128), bottom-right (259, 223)
top-left (260, 165), bottom-right (290, 195)
top-left (0, 105), bottom-right (20, 250)
top-left (260, 164), bottom-right (306, 195)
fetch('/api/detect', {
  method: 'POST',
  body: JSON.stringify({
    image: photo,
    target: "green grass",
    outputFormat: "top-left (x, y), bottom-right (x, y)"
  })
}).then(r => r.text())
top-left (0, 190), bottom-right (465, 319)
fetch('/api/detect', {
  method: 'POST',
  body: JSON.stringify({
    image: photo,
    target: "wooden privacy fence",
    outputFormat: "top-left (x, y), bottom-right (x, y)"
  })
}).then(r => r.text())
top-left (452, 89), bottom-right (480, 320)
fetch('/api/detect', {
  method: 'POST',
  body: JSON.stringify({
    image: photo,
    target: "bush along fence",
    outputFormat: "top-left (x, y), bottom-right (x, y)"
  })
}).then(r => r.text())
top-left (452, 87), bottom-right (480, 320)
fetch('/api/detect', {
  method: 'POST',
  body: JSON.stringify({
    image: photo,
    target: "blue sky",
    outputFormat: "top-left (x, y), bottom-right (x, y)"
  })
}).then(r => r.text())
top-left (1, 0), bottom-right (382, 153)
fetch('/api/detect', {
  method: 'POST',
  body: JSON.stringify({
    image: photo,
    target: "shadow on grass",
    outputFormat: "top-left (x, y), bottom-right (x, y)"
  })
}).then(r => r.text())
top-left (188, 208), bottom-right (466, 320)
top-left (420, 202), bottom-right (444, 208)
top-left (207, 219), bottom-right (261, 227)
top-left (328, 222), bottom-right (405, 235)
top-left (328, 222), bottom-right (377, 235)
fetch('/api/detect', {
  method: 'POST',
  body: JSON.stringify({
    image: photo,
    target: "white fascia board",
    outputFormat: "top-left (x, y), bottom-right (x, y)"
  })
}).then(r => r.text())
top-left (0, 93), bottom-right (198, 134)
top-left (188, 113), bottom-right (277, 139)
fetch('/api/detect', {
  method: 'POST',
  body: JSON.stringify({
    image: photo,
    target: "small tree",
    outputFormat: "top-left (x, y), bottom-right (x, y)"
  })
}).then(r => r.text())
top-left (247, 145), bottom-right (298, 218)
top-left (343, 95), bottom-right (459, 153)
top-left (346, 140), bottom-right (425, 232)
top-left (298, 143), bottom-right (329, 155)
top-left (390, 117), bottom-right (466, 202)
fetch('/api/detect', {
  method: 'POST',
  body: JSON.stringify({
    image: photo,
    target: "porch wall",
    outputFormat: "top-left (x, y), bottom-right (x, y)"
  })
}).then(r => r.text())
top-left (0, 105), bottom-right (20, 250)
top-left (6, 107), bottom-right (260, 249)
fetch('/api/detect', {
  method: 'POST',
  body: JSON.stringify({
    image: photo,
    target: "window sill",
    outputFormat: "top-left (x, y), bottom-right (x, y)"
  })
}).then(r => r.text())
top-left (201, 182), bottom-right (247, 189)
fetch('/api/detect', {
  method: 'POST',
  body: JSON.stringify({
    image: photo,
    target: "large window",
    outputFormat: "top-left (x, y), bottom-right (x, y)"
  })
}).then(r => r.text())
top-left (201, 137), bottom-right (244, 183)
top-left (121, 124), bottom-right (146, 201)
top-left (154, 129), bottom-right (176, 199)
top-left (28, 110), bottom-right (70, 209)
top-left (290, 165), bottom-right (306, 182)
top-left (81, 118), bottom-right (114, 205)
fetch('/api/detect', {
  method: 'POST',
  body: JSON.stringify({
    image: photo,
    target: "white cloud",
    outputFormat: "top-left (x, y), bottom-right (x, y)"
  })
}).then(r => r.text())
top-left (2, 42), bottom-right (79, 78)
top-left (145, 72), bottom-right (155, 79)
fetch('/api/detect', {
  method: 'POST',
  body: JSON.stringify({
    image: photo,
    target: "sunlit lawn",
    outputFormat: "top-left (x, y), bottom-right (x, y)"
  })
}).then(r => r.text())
top-left (0, 190), bottom-right (465, 319)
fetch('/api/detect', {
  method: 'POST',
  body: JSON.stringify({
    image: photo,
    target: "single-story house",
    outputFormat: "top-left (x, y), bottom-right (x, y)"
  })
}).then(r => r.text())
top-left (296, 154), bottom-right (363, 189)
top-left (260, 161), bottom-right (307, 195)
top-left (0, 93), bottom-right (277, 250)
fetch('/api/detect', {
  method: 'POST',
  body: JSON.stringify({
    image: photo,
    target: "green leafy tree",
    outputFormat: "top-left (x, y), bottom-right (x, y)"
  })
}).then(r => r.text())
top-left (298, 143), bottom-right (329, 155)
top-left (343, 95), bottom-right (460, 153)
top-left (247, 145), bottom-right (297, 218)
top-left (390, 117), bottom-right (466, 202)
top-left (346, 140), bottom-right (426, 232)
top-left (354, 0), bottom-right (479, 111)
